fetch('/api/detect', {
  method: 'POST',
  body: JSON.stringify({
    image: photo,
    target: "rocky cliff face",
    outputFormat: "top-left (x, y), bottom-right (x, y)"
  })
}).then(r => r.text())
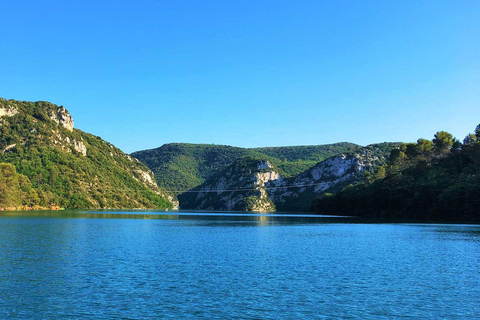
top-left (50, 106), bottom-right (74, 131)
top-left (178, 158), bottom-right (281, 211)
top-left (0, 105), bottom-right (19, 118)
top-left (268, 153), bottom-right (373, 211)
top-left (178, 152), bottom-right (381, 212)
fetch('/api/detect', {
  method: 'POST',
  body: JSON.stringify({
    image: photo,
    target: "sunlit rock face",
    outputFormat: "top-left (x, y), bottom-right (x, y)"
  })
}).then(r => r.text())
top-left (72, 139), bottom-right (87, 156)
top-left (0, 106), bottom-right (18, 118)
top-left (131, 169), bottom-right (179, 210)
top-left (179, 159), bottom-right (281, 212)
top-left (52, 132), bottom-right (87, 156)
top-left (179, 154), bottom-right (379, 212)
top-left (269, 153), bottom-right (374, 212)
top-left (50, 106), bottom-right (74, 131)
top-left (291, 154), bottom-right (365, 192)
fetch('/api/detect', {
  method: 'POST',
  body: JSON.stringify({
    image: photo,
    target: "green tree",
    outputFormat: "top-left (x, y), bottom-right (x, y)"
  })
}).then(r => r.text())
top-left (389, 149), bottom-right (407, 164)
top-left (375, 165), bottom-right (386, 180)
top-left (68, 193), bottom-right (92, 209)
top-left (0, 163), bottom-right (21, 207)
top-left (451, 138), bottom-right (462, 153)
top-left (433, 131), bottom-right (453, 154)
top-left (417, 138), bottom-right (434, 155)
top-left (404, 143), bottom-right (418, 158)
top-left (24, 189), bottom-right (40, 206)
top-left (463, 133), bottom-right (477, 145)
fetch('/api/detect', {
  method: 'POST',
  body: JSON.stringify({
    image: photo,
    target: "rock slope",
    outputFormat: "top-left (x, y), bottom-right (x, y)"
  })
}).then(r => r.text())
top-left (179, 151), bottom-right (387, 212)
top-left (269, 153), bottom-right (376, 211)
top-left (0, 98), bottom-right (176, 209)
top-left (178, 157), bottom-right (281, 211)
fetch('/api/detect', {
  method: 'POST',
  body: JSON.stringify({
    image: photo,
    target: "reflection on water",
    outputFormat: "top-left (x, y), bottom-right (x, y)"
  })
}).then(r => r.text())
top-left (0, 210), bottom-right (479, 319)
top-left (0, 209), bottom-right (356, 225)
top-left (2, 209), bottom-right (478, 227)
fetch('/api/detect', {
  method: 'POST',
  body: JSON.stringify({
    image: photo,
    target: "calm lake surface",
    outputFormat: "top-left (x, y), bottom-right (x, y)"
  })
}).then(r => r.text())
top-left (1, 211), bottom-right (479, 319)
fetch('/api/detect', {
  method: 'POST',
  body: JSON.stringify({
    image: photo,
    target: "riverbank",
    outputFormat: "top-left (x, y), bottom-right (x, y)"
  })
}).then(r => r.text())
top-left (0, 205), bottom-right (63, 211)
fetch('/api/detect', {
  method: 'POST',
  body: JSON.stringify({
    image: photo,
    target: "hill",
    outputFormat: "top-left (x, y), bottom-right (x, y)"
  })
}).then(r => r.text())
top-left (178, 146), bottom-right (393, 212)
top-left (312, 126), bottom-right (480, 222)
top-left (132, 143), bottom-right (263, 192)
top-left (0, 98), bottom-right (176, 210)
top-left (131, 142), bottom-right (387, 193)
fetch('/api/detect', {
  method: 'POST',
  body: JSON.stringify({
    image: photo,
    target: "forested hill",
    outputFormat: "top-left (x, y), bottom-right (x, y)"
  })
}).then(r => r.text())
top-left (132, 142), bottom-right (399, 193)
top-left (252, 143), bottom-right (359, 162)
top-left (313, 126), bottom-right (480, 222)
top-left (0, 98), bottom-right (175, 210)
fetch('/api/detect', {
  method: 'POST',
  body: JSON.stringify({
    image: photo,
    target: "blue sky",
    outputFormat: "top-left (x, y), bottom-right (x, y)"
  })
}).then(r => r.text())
top-left (1, 0), bottom-right (479, 153)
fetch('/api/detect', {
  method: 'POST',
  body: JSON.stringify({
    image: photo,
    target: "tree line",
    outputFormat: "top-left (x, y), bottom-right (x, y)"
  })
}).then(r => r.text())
top-left (312, 125), bottom-right (480, 222)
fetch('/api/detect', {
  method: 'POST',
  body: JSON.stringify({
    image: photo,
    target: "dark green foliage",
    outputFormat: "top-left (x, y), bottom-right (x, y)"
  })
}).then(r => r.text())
top-left (464, 134), bottom-right (477, 145)
top-left (313, 127), bottom-right (480, 222)
top-left (253, 143), bottom-right (359, 162)
top-left (0, 163), bottom-right (21, 207)
top-left (433, 131), bottom-right (453, 154)
top-left (0, 162), bottom-right (41, 207)
top-left (233, 196), bottom-right (276, 211)
top-left (0, 98), bottom-right (173, 209)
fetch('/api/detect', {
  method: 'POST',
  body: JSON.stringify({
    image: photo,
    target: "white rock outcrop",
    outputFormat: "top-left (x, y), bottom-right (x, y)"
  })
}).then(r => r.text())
top-left (53, 132), bottom-right (87, 156)
top-left (255, 171), bottom-right (282, 186)
top-left (2, 144), bottom-right (16, 154)
top-left (183, 159), bottom-right (281, 212)
top-left (50, 106), bottom-right (74, 131)
top-left (132, 169), bottom-right (180, 209)
top-left (296, 154), bottom-right (364, 184)
top-left (72, 139), bottom-right (87, 156)
top-left (268, 153), bottom-right (370, 211)
top-left (254, 161), bottom-right (282, 186)
top-left (134, 169), bottom-right (157, 188)
top-left (0, 106), bottom-right (18, 118)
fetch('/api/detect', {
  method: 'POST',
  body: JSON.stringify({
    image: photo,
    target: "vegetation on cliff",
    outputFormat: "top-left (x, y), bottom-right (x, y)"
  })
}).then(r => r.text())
top-left (132, 142), bottom-right (397, 193)
top-left (178, 156), bottom-right (280, 211)
top-left (312, 125), bottom-right (480, 221)
top-left (0, 162), bottom-right (42, 209)
top-left (0, 98), bottom-right (174, 209)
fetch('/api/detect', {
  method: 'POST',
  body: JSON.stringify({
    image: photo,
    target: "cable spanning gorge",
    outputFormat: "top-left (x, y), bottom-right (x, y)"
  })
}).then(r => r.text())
top-left (136, 151), bottom-right (394, 212)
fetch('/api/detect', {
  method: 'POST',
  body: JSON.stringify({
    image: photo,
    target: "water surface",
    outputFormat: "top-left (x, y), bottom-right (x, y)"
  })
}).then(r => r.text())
top-left (1, 210), bottom-right (479, 319)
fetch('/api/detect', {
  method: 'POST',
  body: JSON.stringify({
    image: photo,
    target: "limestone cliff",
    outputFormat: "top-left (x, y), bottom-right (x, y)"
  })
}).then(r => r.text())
top-left (178, 151), bottom-right (385, 212)
top-left (0, 105), bottom-right (19, 117)
top-left (178, 157), bottom-right (281, 211)
top-left (269, 153), bottom-right (374, 211)
top-left (49, 106), bottom-right (74, 131)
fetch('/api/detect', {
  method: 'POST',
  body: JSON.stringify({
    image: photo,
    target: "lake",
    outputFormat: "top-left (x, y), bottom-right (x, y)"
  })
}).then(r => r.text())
top-left (0, 210), bottom-right (479, 319)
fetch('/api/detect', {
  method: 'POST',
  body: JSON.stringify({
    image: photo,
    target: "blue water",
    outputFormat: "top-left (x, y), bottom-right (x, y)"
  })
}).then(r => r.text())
top-left (1, 211), bottom-right (479, 319)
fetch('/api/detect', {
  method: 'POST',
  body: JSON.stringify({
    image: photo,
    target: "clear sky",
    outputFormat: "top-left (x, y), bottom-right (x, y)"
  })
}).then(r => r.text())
top-left (1, 0), bottom-right (479, 153)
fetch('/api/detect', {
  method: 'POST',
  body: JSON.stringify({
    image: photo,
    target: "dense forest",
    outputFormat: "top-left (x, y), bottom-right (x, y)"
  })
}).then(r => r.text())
top-left (0, 98), bottom-right (174, 210)
top-left (0, 162), bottom-right (43, 209)
top-left (313, 125), bottom-right (480, 222)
